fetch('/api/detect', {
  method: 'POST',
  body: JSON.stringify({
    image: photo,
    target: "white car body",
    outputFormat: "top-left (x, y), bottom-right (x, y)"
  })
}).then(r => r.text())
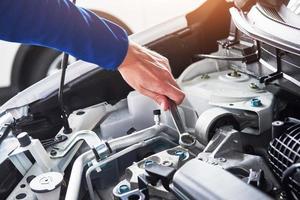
top-left (0, 0), bottom-right (202, 88)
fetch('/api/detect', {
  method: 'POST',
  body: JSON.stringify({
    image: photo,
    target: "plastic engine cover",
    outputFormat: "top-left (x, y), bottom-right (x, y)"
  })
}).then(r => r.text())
top-left (172, 159), bottom-right (271, 200)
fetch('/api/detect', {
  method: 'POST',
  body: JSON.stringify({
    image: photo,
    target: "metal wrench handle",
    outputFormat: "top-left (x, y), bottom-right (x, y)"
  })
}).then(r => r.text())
top-left (169, 99), bottom-right (185, 134)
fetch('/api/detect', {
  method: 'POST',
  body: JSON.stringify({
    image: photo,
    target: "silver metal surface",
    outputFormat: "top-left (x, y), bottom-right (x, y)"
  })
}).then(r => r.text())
top-left (9, 152), bottom-right (32, 175)
top-left (9, 138), bottom-right (57, 173)
top-left (7, 102), bottom-right (115, 200)
top-left (50, 130), bottom-right (103, 158)
top-left (65, 149), bottom-right (98, 200)
top-left (107, 124), bottom-right (178, 152)
top-left (195, 108), bottom-right (234, 145)
top-left (124, 145), bottom-right (192, 200)
top-left (85, 137), bottom-right (165, 200)
top-left (169, 99), bottom-right (186, 135)
top-left (65, 123), bottom-right (178, 200)
top-left (114, 188), bottom-right (146, 200)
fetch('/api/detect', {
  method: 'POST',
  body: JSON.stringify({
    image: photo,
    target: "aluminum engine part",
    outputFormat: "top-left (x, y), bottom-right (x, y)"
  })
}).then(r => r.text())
top-left (178, 60), bottom-right (274, 135)
top-left (172, 159), bottom-right (272, 200)
top-left (6, 102), bottom-right (114, 200)
top-left (196, 127), bottom-right (280, 192)
top-left (120, 146), bottom-right (193, 200)
top-left (194, 107), bottom-right (240, 145)
top-left (197, 152), bottom-right (280, 191)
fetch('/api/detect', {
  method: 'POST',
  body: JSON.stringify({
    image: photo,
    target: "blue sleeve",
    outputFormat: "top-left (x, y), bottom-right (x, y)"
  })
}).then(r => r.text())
top-left (0, 0), bottom-right (129, 70)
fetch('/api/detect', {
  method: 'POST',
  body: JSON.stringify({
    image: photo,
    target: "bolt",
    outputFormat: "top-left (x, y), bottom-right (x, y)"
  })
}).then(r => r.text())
top-left (249, 83), bottom-right (259, 89)
top-left (56, 135), bottom-right (62, 140)
top-left (250, 98), bottom-right (262, 107)
top-left (118, 184), bottom-right (130, 194)
top-left (211, 160), bottom-right (218, 165)
top-left (228, 70), bottom-right (241, 78)
top-left (200, 74), bottom-right (210, 79)
top-left (144, 160), bottom-right (154, 167)
top-left (162, 160), bottom-right (173, 167)
top-left (198, 157), bottom-right (208, 162)
top-left (76, 111), bottom-right (85, 115)
top-left (50, 149), bottom-right (57, 156)
top-left (219, 157), bottom-right (227, 163)
top-left (175, 150), bottom-right (187, 160)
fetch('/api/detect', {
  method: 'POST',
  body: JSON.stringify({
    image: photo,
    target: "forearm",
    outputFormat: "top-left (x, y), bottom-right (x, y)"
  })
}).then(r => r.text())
top-left (0, 0), bottom-right (128, 70)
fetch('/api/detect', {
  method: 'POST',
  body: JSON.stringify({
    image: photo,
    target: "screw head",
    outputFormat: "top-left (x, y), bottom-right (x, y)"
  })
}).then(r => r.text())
top-left (144, 160), bottom-right (154, 167)
top-left (219, 157), bottom-right (227, 162)
top-left (50, 150), bottom-right (57, 156)
top-left (200, 74), bottom-right (210, 79)
top-left (175, 150), bottom-right (187, 160)
top-left (118, 184), bottom-right (130, 194)
top-left (249, 83), bottom-right (259, 89)
top-left (228, 70), bottom-right (241, 78)
top-left (250, 98), bottom-right (262, 107)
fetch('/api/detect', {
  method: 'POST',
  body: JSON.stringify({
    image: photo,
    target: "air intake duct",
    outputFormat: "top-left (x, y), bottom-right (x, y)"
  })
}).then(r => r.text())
top-left (268, 118), bottom-right (300, 199)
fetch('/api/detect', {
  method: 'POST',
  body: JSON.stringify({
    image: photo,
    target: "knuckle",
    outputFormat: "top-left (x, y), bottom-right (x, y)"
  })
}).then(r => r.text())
top-left (177, 92), bottom-right (185, 104)
top-left (153, 94), bottom-right (163, 104)
top-left (162, 69), bottom-right (170, 77)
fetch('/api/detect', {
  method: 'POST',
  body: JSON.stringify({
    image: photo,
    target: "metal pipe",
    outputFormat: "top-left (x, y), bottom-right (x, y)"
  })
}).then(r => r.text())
top-left (65, 149), bottom-right (95, 200)
top-left (65, 124), bottom-right (178, 200)
top-left (85, 136), bottom-right (175, 200)
top-left (108, 124), bottom-right (178, 152)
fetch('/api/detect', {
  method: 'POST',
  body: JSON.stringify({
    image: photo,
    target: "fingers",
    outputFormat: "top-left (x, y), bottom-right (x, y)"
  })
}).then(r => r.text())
top-left (138, 56), bottom-right (184, 105)
top-left (161, 69), bottom-right (181, 90)
top-left (156, 82), bottom-right (185, 105)
top-left (139, 86), bottom-right (170, 110)
top-left (118, 41), bottom-right (185, 108)
top-left (143, 77), bottom-right (185, 104)
top-left (142, 58), bottom-right (180, 90)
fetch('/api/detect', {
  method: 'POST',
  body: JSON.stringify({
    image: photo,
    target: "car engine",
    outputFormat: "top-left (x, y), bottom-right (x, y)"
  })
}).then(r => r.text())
top-left (1, 0), bottom-right (300, 200)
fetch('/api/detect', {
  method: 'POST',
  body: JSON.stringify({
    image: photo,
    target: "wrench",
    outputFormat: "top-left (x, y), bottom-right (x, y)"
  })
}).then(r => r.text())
top-left (169, 99), bottom-right (185, 134)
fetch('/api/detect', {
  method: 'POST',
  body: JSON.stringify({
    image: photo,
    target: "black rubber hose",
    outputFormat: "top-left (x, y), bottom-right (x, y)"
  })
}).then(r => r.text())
top-left (58, 53), bottom-right (72, 134)
top-left (0, 126), bottom-right (11, 145)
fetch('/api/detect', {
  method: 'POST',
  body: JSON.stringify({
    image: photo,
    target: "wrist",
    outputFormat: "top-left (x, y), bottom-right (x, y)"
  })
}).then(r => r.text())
top-left (118, 41), bottom-right (140, 71)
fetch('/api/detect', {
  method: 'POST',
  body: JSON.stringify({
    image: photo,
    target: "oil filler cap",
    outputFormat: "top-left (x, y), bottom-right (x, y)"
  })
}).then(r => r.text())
top-left (30, 172), bottom-right (63, 200)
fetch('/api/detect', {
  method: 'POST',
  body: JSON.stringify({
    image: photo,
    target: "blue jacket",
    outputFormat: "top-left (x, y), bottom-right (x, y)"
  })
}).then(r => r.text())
top-left (0, 0), bottom-right (129, 70)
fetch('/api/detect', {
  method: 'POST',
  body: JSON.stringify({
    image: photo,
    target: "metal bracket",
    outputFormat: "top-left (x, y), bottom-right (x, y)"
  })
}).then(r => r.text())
top-left (41, 135), bottom-right (68, 148)
top-left (259, 48), bottom-right (284, 84)
top-left (50, 130), bottom-right (103, 158)
top-left (9, 138), bottom-right (57, 172)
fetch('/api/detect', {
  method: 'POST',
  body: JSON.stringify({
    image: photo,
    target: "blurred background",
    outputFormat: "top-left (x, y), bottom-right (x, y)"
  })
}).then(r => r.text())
top-left (0, 0), bottom-right (202, 105)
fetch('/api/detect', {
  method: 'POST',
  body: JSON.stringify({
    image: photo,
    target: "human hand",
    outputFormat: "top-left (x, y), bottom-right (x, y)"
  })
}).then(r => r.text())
top-left (118, 41), bottom-right (185, 110)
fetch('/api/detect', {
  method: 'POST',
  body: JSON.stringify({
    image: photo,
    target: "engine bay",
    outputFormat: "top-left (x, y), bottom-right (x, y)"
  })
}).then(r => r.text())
top-left (1, 0), bottom-right (300, 200)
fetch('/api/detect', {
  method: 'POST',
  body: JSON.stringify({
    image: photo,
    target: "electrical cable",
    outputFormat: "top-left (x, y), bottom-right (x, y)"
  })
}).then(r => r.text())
top-left (57, 0), bottom-right (77, 134)
top-left (58, 53), bottom-right (72, 134)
